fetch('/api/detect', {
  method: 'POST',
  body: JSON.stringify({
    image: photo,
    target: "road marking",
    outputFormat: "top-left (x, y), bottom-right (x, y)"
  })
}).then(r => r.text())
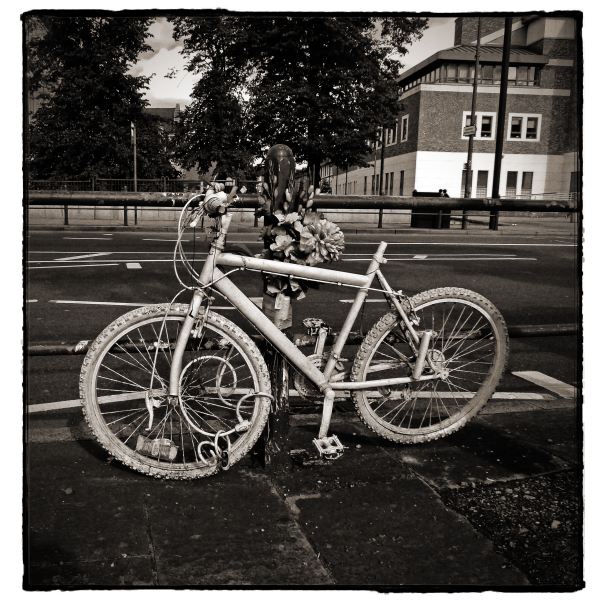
top-left (28, 399), bottom-right (82, 413)
top-left (55, 252), bottom-right (111, 262)
top-left (46, 298), bottom-right (263, 308)
top-left (512, 371), bottom-right (576, 399)
top-left (339, 253), bottom-right (517, 257)
top-left (343, 257), bottom-right (537, 262)
top-left (63, 237), bottom-right (110, 240)
top-left (49, 300), bottom-right (150, 307)
top-left (26, 299), bottom-right (38, 303)
top-left (126, 262), bottom-right (142, 269)
top-left (26, 390), bottom-right (553, 415)
top-left (384, 242), bottom-right (575, 247)
top-left (29, 263), bottom-right (119, 270)
top-left (143, 238), bottom-right (189, 242)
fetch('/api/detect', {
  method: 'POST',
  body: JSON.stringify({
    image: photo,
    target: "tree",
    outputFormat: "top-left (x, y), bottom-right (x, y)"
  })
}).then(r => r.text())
top-left (171, 15), bottom-right (427, 184)
top-left (26, 15), bottom-right (179, 179)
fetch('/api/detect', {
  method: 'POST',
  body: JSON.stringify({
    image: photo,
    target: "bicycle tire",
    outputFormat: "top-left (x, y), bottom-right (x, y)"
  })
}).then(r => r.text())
top-left (80, 303), bottom-right (271, 479)
top-left (351, 287), bottom-right (508, 443)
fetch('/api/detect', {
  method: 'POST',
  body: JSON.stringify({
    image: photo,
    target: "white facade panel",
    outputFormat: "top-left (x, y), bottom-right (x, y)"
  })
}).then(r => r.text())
top-left (332, 153), bottom-right (418, 196)
top-left (414, 151), bottom-right (575, 197)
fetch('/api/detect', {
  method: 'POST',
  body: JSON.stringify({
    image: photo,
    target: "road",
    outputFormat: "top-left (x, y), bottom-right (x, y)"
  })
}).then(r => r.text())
top-left (25, 226), bottom-right (580, 411)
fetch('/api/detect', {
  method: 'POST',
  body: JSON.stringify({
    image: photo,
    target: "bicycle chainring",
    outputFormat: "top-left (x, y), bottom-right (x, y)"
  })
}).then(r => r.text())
top-left (293, 354), bottom-right (325, 400)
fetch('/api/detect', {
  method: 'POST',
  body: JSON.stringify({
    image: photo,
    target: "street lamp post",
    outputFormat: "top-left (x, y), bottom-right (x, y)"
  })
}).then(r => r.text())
top-left (490, 18), bottom-right (513, 230)
top-left (462, 17), bottom-right (482, 230)
top-left (131, 121), bottom-right (138, 224)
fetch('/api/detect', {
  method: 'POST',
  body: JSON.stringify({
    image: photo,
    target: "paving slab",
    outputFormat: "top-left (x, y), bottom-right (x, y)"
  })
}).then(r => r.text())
top-left (276, 415), bottom-right (527, 586)
top-left (144, 469), bottom-right (331, 586)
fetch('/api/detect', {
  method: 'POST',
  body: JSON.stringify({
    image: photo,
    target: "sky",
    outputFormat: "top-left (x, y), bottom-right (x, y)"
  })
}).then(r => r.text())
top-left (131, 16), bottom-right (456, 108)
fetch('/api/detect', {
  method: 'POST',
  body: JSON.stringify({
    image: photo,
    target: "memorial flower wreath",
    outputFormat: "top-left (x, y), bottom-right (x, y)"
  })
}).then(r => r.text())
top-left (259, 209), bottom-right (345, 301)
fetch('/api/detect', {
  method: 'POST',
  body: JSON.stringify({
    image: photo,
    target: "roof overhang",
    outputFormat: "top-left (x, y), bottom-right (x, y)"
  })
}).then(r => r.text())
top-left (399, 45), bottom-right (549, 84)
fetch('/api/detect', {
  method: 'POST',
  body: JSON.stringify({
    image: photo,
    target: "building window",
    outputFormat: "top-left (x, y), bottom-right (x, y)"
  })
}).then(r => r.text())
top-left (389, 172), bottom-right (394, 195)
top-left (506, 171), bottom-right (518, 198)
top-left (363, 176), bottom-right (367, 195)
top-left (521, 172), bottom-right (533, 196)
top-left (385, 121), bottom-right (398, 146)
top-left (462, 111), bottom-right (496, 140)
top-left (400, 115), bottom-right (409, 142)
top-left (399, 170), bottom-right (405, 196)
top-left (476, 171), bottom-right (489, 198)
top-left (384, 173), bottom-right (389, 195)
top-left (508, 113), bottom-right (541, 141)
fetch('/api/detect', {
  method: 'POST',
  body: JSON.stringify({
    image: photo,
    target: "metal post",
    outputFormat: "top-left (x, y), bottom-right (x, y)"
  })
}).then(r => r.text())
top-left (462, 17), bottom-right (481, 230)
top-left (490, 18), bottom-right (512, 230)
top-left (131, 122), bottom-right (137, 194)
top-left (123, 202), bottom-right (128, 226)
top-left (378, 127), bottom-right (385, 197)
top-left (63, 204), bottom-right (69, 226)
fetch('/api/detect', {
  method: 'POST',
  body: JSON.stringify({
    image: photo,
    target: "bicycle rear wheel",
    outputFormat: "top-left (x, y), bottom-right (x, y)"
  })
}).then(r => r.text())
top-left (351, 287), bottom-right (508, 443)
top-left (80, 304), bottom-right (271, 479)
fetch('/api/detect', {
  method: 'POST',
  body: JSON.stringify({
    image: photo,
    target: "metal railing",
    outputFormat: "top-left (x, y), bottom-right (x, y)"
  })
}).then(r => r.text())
top-left (26, 190), bottom-right (579, 230)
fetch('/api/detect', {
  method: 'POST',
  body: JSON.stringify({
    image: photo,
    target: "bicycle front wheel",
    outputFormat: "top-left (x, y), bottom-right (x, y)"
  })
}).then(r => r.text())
top-left (80, 304), bottom-right (271, 479)
top-left (351, 287), bottom-right (508, 443)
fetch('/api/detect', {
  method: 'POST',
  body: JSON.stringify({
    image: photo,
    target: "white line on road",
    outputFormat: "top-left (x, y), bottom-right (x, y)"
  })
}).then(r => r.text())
top-left (126, 263), bottom-right (142, 269)
top-left (384, 242), bottom-right (575, 247)
top-left (49, 299), bottom-right (150, 307)
top-left (29, 263), bottom-right (119, 269)
top-left (512, 371), bottom-right (577, 399)
top-left (343, 257), bottom-right (537, 262)
top-left (413, 255), bottom-right (428, 259)
top-left (46, 297), bottom-right (263, 308)
top-left (26, 389), bottom-right (553, 415)
top-left (340, 299), bottom-right (386, 303)
top-left (63, 237), bottom-right (111, 240)
top-left (26, 299), bottom-right (38, 303)
top-left (55, 252), bottom-right (111, 262)
top-left (143, 238), bottom-right (189, 242)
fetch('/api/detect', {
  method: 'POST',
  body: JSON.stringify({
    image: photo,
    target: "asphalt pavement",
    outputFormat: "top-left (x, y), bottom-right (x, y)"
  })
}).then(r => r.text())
top-left (24, 219), bottom-right (582, 589)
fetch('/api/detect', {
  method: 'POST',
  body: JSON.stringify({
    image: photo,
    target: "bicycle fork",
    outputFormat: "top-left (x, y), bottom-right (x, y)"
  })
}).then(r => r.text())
top-left (167, 290), bottom-right (204, 401)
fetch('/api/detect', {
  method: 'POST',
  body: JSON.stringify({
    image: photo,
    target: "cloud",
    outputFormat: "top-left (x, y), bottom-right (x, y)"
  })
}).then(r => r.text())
top-left (400, 17), bottom-right (456, 72)
top-left (132, 45), bottom-right (199, 107)
top-left (139, 18), bottom-right (182, 60)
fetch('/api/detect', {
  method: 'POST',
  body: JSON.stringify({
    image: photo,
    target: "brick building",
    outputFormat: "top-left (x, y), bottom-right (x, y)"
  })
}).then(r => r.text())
top-left (325, 15), bottom-right (580, 199)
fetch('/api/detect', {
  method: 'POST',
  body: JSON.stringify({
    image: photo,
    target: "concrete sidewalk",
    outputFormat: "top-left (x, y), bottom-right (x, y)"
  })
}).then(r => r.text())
top-left (25, 402), bottom-right (582, 589)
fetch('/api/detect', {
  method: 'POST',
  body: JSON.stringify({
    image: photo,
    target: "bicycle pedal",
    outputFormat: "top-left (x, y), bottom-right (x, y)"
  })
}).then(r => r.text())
top-left (313, 435), bottom-right (345, 459)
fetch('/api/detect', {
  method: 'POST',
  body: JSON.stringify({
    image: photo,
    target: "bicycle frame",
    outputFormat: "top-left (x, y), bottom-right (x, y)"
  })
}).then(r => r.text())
top-left (168, 213), bottom-right (438, 401)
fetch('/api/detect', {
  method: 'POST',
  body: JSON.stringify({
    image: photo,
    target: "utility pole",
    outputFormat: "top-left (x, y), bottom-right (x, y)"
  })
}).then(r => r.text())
top-left (489, 17), bottom-right (512, 230)
top-left (462, 17), bottom-right (482, 230)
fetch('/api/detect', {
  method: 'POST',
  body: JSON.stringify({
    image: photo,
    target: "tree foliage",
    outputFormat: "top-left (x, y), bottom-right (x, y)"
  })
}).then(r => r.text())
top-left (171, 15), bottom-right (427, 182)
top-left (26, 16), bottom-right (178, 179)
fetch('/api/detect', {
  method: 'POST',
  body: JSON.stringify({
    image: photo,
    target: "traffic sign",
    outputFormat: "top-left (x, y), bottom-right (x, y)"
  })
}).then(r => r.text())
top-left (463, 125), bottom-right (477, 136)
